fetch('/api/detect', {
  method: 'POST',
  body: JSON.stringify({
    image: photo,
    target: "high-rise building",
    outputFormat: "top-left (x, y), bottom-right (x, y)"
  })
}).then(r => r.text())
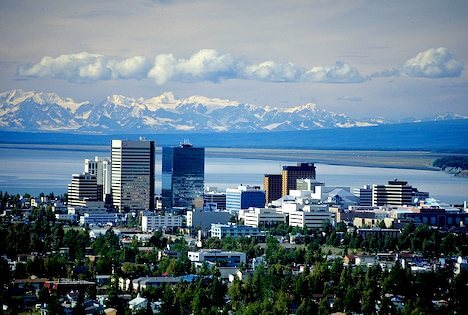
top-left (67, 173), bottom-right (98, 208)
top-left (281, 163), bottom-right (316, 196)
top-left (111, 139), bottom-right (155, 212)
top-left (372, 180), bottom-right (413, 206)
top-left (354, 185), bottom-right (373, 206)
top-left (226, 185), bottom-right (266, 214)
top-left (263, 174), bottom-right (282, 204)
top-left (84, 156), bottom-right (112, 202)
top-left (161, 142), bottom-right (205, 209)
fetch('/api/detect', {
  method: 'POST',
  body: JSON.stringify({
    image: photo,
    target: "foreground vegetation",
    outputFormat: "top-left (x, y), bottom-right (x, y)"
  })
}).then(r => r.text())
top-left (1, 192), bottom-right (468, 314)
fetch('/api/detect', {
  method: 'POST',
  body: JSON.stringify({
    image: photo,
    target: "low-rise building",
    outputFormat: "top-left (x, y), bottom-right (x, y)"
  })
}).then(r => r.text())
top-left (55, 213), bottom-right (78, 223)
top-left (128, 295), bottom-right (147, 313)
top-left (210, 223), bottom-right (261, 239)
top-left (288, 209), bottom-right (333, 229)
top-left (355, 255), bottom-right (377, 266)
top-left (238, 207), bottom-right (287, 228)
top-left (187, 209), bottom-right (231, 230)
top-left (80, 212), bottom-right (125, 226)
top-left (89, 228), bottom-right (121, 239)
top-left (131, 277), bottom-right (184, 291)
top-left (188, 249), bottom-right (247, 267)
top-left (203, 187), bottom-right (227, 210)
top-left (357, 228), bottom-right (401, 239)
top-left (141, 213), bottom-right (183, 232)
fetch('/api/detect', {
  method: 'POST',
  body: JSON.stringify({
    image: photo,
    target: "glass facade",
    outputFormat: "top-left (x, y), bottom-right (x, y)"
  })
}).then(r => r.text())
top-left (161, 144), bottom-right (205, 209)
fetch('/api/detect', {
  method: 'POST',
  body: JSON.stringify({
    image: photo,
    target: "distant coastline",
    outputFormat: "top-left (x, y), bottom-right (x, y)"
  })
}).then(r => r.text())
top-left (0, 143), bottom-right (454, 172)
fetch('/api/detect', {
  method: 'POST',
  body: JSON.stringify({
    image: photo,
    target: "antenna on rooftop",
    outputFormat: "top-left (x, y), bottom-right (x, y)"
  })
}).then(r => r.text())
top-left (180, 139), bottom-right (193, 148)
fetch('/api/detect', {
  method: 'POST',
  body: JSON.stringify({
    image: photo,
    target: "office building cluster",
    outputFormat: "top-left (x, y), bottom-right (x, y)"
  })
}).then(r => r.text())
top-left (62, 139), bottom-right (468, 239)
top-left (67, 139), bottom-right (205, 216)
top-left (264, 163), bottom-right (316, 203)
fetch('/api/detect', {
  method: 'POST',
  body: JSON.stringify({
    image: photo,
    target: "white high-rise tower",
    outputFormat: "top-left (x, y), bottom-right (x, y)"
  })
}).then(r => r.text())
top-left (84, 156), bottom-right (112, 202)
top-left (111, 139), bottom-right (155, 212)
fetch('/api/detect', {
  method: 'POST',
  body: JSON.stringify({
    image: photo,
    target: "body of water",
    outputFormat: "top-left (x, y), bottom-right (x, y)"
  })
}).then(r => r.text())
top-left (0, 145), bottom-right (467, 204)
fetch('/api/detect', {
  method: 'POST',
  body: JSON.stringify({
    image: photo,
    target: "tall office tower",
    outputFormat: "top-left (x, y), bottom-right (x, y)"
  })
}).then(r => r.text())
top-left (226, 185), bottom-right (266, 214)
top-left (161, 142), bottom-right (205, 210)
top-left (372, 180), bottom-right (413, 206)
top-left (111, 139), bottom-right (155, 212)
top-left (67, 173), bottom-right (98, 208)
top-left (84, 156), bottom-right (112, 202)
top-left (281, 163), bottom-right (316, 196)
top-left (263, 174), bottom-right (282, 204)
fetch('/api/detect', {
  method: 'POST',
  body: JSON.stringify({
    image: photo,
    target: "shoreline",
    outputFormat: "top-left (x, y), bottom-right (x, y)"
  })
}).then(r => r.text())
top-left (0, 142), bottom-right (453, 172)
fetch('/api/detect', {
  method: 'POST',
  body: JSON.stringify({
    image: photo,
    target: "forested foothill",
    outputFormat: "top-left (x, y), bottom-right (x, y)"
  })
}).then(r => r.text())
top-left (433, 156), bottom-right (468, 170)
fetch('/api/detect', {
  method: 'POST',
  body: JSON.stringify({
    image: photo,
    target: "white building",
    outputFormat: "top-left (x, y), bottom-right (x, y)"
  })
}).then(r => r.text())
top-left (89, 228), bottom-right (121, 239)
top-left (111, 139), bottom-right (155, 212)
top-left (128, 295), bottom-right (147, 313)
top-left (187, 209), bottom-right (232, 230)
top-left (84, 156), bottom-right (112, 201)
top-left (67, 200), bottom-right (106, 215)
top-left (141, 213), bottom-right (183, 232)
top-left (238, 207), bottom-right (287, 228)
top-left (210, 223), bottom-right (261, 239)
top-left (269, 188), bottom-right (334, 229)
top-left (80, 212), bottom-right (125, 226)
top-left (188, 249), bottom-right (247, 267)
top-left (67, 173), bottom-right (98, 208)
top-left (289, 209), bottom-right (333, 229)
top-left (311, 186), bottom-right (359, 207)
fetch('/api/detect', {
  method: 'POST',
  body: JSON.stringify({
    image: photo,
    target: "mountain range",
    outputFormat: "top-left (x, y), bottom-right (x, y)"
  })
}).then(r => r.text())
top-left (0, 89), bottom-right (465, 133)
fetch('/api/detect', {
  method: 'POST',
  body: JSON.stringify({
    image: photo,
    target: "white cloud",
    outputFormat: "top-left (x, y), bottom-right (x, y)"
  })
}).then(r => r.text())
top-left (18, 48), bottom-right (463, 85)
top-left (147, 49), bottom-right (236, 84)
top-left (110, 56), bottom-right (152, 80)
top-left (302, 61), bottom-right (366, 83)
top-left (18, 52), bottom-right (112, 83)
top-left (402, 47), bottom-right (463, 78)
top-left (243, 61), bottom-right (301, 82)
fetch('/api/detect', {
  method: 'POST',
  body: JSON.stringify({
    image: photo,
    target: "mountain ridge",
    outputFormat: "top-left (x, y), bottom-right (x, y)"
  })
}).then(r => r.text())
top-left (0, 89), bottom-right (466, 133)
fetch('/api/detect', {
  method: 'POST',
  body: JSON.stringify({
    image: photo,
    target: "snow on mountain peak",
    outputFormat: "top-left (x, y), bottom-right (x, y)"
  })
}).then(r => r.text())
top-left (1, 89), bottom-right (466, 133)
top-left (0, 89), bottom-right (85, 112)
top-left (106, 94), bottom-right (131, 106)
top-left (282, 102), bottom-right (317, 113)
top-left (143, 92), bottom-right (179, 111)
top-left (182, 95), bottom-right (239, 107)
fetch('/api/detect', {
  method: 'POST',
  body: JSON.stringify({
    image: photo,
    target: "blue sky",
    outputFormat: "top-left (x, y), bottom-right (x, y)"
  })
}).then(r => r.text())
top-left (0, 0), bottom-right (467, 119)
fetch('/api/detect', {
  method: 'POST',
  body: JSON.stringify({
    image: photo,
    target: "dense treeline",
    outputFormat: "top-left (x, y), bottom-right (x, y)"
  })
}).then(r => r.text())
top-left (433, 156), bottom-right (468, 170)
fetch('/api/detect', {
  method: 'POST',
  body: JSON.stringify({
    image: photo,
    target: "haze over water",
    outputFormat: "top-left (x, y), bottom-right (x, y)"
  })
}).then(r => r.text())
top-left (0, 145), bottom-right (466, 204)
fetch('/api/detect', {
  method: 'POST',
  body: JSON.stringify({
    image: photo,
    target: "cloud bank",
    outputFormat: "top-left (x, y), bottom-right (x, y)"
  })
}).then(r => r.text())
top-left (402, 47), bottom-right (463, 78)
top-left (18, 47), bottom-right (463, 85)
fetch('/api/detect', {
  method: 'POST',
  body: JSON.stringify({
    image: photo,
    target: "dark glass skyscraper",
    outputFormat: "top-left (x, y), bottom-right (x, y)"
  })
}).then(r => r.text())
top-left (161, 143), bottom-right (205, 209)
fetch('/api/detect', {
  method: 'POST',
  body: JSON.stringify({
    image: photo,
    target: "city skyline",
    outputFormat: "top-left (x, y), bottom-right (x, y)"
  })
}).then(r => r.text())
top-left (0, 0), bottom-right (467, 119)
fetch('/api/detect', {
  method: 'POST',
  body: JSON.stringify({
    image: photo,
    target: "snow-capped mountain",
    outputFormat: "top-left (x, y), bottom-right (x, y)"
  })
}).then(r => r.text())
top-left (0, 89), bottom-right (464, 133)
